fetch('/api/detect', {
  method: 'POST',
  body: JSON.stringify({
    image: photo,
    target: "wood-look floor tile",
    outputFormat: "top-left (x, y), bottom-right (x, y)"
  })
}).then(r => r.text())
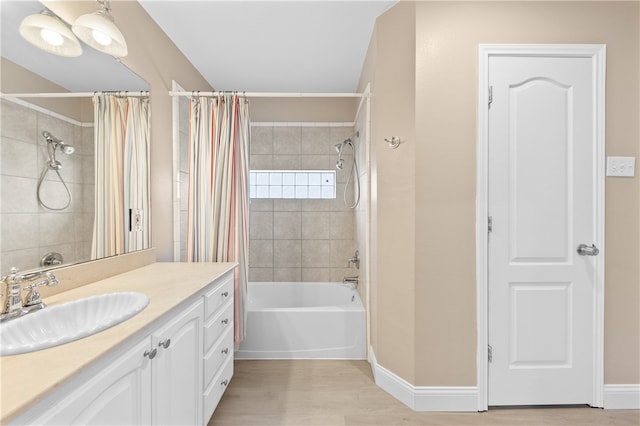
top-left (208, 360), bottom-right (640, 426)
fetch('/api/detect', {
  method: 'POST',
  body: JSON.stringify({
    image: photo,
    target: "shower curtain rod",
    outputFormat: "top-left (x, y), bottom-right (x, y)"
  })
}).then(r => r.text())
top-left (0, 91), bottom-right (149, 99)
top-left (169, 91), bottom-right (369, 98)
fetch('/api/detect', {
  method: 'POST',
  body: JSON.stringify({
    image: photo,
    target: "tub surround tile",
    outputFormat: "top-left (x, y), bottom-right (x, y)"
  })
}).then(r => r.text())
top-left (301, 155), bottom-right (332, 170)
top-left (330, 239), bottom-right (357, 268)
top-left (302, 240), bottom-right (331, 268)
top-left (273, 155), bottom-right (301, 170)
top-left (250, 199), bottom-right (274, 212)
top-left (273, 127), bottom-right (301, 155)
top-left (248, 125), bottom-right (356, 282)
top-left (331, 212), bottom-right (355, 240)
top-left (1, 138), bottom-right (38, 178)
top-left (274, 267), bottom-right (301, 282)
top-left (250, 126), bottom-right (273, 155)
top-left (250, 240), bottom-right (274, 268)
top-left (273, 212), bottom-right (301, 240)
top-left (274, 240), bottom-right (301, 267)
top-left (249, 267), bottom-right (273, 282)
top-left (331, 268), bottom-right (356, 283)
top-left (302, 268), bottom-right (331, 282)
top-left (0, 100), bottom-right (37, 143)
top-left (302, 212), bottom-right (331, 239)
top-left (273, 199), bottom-right (301, 212)
top-left (250, 211), bottom-right (274, 240)
top-left (250, 154), bottom-right (273, 170)
top-left (301, 127), bottom-right (331, 155)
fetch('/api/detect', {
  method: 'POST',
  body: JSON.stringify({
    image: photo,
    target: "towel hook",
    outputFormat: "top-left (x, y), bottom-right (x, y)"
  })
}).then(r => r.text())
top-left (385, 136), bottom-right (401, 149)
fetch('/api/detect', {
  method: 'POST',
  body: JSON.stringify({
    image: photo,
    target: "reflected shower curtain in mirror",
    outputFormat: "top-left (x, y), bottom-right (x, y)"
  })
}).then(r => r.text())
top-left (92, 94), bottom-right (150, 259)
top-left (186, 94), bottom-right (249, 344)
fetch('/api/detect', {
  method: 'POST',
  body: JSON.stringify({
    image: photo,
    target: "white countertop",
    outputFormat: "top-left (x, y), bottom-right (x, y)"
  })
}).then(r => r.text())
top-left (0, 262), bottom-right (237, 423)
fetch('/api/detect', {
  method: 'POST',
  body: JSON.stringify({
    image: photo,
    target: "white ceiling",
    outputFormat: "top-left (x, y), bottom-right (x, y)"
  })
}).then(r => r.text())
top-left (140, 0), bottom-right (397, 93)
top-left (1, 1), bottom-right (396, 94)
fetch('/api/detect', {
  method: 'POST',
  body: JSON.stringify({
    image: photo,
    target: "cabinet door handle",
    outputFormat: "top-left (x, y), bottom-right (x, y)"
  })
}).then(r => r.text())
top-left (159, 338), bottom-right (171, 349)
top-left (221, 318), bottom-right (229, 325)
top-left (144, 348), bottom-right (157, 359)
top-left (221, 379), bottom-right (229, 387)
top-left (221, 348), bottom-right (229, 355)
top-left (221, 291), bottom-right (229, 298)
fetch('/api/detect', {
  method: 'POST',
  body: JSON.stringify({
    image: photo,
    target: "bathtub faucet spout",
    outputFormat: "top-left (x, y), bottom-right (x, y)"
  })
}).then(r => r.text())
top-left (342, 276), bottom-right (359, 288)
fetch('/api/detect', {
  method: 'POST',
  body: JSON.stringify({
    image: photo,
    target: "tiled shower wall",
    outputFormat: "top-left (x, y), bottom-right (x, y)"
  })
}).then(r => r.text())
top-left (249, 124), bottom-right (358, 282)
top-left (0, 99), bottom-right (94, 273)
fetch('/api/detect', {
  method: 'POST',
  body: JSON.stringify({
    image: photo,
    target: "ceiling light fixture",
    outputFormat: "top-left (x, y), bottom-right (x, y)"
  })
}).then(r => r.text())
top-left (19, 10), bottom-right (82, 57)
top-left (72, 0), bottom-right (128, 57)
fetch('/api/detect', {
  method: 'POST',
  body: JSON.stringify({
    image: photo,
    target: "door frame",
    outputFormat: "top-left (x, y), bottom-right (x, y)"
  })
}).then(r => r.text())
top-left (475, 44), bottom-right (606, 411)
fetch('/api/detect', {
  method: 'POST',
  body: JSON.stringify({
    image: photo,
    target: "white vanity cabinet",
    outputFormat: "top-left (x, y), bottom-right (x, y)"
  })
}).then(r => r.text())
top-left (202, 272), bottom-right (235, 421)
top-left (9, 269), bottom-right (235, 426)
top-left (21, 337), bottom-right (153, 425)
top-left (151, 298), bottom-right (203, 426)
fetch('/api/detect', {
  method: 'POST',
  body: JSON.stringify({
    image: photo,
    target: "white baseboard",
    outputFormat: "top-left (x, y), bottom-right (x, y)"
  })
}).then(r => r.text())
top-left (603, 384), bottom-right (640, 409)
top-left (368, 347), bottom-right (478, 412)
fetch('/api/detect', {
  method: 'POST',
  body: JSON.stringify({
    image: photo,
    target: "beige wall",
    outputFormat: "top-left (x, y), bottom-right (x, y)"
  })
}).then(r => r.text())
top-left (364, 1), bottom-right (640, 387)
top-left (46, 1), bottom-right (213, 262)
top-left (251, 98), bottom-right (357, 122)
top-left (1, 58), bottom-right (91, 121)
top-left (366, 1), bottom-right (418, 382)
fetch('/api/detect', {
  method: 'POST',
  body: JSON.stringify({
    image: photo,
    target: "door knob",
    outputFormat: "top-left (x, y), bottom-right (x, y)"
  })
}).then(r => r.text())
top-left (577, 244), bottom-right (599, 256)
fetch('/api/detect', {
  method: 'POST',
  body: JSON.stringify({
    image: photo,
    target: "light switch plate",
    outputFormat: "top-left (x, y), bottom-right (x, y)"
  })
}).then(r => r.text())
top-left (606, 156), bottom-right (636, 177)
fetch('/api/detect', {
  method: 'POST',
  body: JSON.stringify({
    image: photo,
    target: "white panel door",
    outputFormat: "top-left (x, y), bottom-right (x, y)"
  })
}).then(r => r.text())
top-left (488, 55), bottom-right (600, 405)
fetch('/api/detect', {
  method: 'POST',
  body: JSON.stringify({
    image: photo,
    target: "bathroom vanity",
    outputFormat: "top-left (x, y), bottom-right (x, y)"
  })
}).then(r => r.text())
top-left (0, 262), bottom-right (236, 425)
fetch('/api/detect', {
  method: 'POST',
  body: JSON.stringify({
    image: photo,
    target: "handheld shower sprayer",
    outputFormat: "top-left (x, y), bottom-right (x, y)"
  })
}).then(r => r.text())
top-left (43, 131), bottom-right (75, 155)
top-left (37, 131), bottom-right (74, 210)
top-left (335, 138), bottom-right (351, 170)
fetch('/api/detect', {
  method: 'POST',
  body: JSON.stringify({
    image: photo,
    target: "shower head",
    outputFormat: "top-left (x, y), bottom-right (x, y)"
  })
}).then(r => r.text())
top-left (43, 131), bottom-right (61, 143)
top-left (335, 143), bottom-right (344, 155)
top-left (59, 143), bottom-right (75, 154)
top-left (43, 131), bottom-right (74, 154)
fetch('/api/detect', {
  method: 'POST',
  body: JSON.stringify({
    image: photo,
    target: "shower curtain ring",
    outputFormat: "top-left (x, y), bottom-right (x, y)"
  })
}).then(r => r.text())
top-left (385, 136), bottom-right (401, 149)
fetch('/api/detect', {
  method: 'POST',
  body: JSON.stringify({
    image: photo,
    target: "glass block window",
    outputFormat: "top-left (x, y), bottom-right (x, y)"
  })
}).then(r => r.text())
top-left (249, 170), bottom-right (336, 199)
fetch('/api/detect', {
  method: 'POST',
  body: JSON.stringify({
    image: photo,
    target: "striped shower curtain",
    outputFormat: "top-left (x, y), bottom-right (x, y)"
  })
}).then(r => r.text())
top-left (92, 94), bottom-right (150, 259)
top-left (186, 94), bottom-right (250, 345)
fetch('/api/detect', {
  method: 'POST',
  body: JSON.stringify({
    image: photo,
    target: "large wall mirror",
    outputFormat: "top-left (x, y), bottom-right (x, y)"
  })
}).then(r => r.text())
top-left (1, 1), bottom-right (150, 274)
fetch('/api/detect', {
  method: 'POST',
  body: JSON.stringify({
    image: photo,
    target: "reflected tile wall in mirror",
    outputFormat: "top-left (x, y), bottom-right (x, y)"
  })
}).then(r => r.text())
top-left (0, 99), bottom-right (94, 273)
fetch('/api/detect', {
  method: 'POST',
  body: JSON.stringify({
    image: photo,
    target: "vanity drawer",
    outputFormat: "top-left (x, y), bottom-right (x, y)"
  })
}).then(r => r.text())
top-left (203, 356), bottom-right (233, 422)
top-left (204, 273), bottom-right (233, 319)
top-left (204, 301), bottom-right (234, 354)
top-left (204, 326), bottom-right (234, 388)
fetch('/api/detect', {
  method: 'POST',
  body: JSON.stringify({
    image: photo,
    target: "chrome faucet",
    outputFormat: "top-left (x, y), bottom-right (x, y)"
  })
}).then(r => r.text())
top-left (343, 276), bottom-right (359, 288)
top-left (1, 268), bottom-right (59, 321)
top-left (348, 250), bottom-right (360, 270)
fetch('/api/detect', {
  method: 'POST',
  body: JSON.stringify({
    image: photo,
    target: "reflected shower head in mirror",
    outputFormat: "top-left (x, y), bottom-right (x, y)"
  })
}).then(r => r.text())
top-left (43, 131), bottom-right (75, 154)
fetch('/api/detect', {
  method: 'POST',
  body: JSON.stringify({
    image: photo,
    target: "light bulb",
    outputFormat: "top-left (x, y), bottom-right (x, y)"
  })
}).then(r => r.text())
top-left (40, 28), bottom-right (64, 46)
top-left (92, 29), bottom-right (112, 46)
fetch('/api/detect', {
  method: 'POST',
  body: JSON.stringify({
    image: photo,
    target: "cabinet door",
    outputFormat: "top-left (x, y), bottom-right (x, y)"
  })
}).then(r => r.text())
top-left (152, 299), bottom-right (203, 426)
top-left (25, 337), bottom-right (152, 426)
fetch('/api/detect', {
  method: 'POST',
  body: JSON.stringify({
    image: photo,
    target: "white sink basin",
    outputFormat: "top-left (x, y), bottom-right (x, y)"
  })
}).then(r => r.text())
top-left (0, 292), bottom-right (149, 356)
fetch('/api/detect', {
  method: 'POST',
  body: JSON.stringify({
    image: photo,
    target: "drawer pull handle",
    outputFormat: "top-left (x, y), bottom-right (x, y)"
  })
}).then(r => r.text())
top-left (221, 379), bottom-right (229, 387)
top-left (221, 348), bottom-right (229, 355)
top-left (159, 338), bottom-right (171, 349)
top-left (221, 318), bottom-right (229, 325)
top-left (221, 291), bottom-right (229, 297)
top-left (144, 348), bottom-right (157, 359)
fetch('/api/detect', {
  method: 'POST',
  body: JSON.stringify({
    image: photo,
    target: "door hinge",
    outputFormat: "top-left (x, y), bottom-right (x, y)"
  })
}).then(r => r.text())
top-left (488, 86), bottom-right (493, 108)
top-left (488, 345), bottom-right (493, 363)
top-left (488, 216), bottom-right (493, 233)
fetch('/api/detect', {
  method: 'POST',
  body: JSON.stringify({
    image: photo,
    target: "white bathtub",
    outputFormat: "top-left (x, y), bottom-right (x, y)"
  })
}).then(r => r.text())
top-left (235, 282), bottom-right (366, 359)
